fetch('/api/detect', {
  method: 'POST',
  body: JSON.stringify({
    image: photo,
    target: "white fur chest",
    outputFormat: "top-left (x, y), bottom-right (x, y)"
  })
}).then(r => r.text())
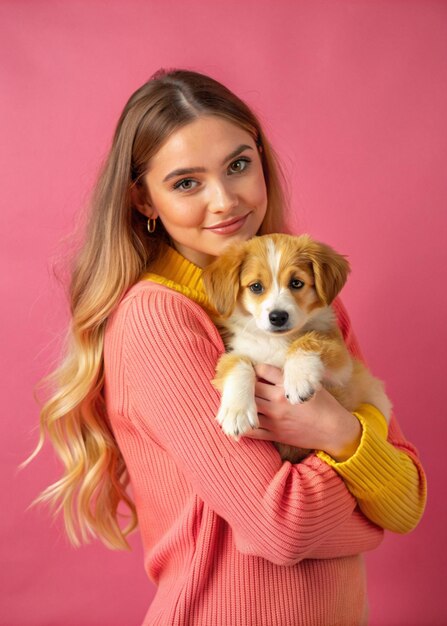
top-left (229, 332), bottom-right (289, 368)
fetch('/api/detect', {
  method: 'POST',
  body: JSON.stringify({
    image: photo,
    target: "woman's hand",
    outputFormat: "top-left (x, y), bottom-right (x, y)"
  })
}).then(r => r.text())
top-left (244, 364), bottom-right (362, 462)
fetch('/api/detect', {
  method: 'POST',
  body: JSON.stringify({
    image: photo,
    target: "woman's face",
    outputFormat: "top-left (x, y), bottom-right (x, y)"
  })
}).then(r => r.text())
top-left (138, 115), bottom-right (268, 267)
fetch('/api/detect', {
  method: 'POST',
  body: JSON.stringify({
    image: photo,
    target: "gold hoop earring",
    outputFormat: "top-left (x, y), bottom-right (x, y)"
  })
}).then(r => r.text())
top-left (147, 218), bottom-right (157, 233)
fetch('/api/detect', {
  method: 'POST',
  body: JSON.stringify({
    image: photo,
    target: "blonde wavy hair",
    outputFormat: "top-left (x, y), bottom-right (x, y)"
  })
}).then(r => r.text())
top-left (27, 68), bottom-right (290, 549)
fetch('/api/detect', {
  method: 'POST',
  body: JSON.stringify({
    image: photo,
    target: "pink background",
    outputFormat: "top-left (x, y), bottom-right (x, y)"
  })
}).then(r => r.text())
top-left (1, 1), bottom-right (446, 625)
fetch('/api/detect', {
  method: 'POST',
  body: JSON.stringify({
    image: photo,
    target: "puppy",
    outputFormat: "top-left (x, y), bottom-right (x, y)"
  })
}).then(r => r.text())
top-left (202, 233), bottom-right (392, 463)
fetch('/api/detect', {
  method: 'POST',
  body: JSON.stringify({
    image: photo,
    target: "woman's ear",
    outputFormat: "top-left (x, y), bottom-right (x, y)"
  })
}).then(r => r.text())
top-left (130, 184), bottom-right (157, 219)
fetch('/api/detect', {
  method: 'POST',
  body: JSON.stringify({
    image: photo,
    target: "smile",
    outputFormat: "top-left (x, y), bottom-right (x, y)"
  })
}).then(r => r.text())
top-left (204, 212), bottom-right (251, 235)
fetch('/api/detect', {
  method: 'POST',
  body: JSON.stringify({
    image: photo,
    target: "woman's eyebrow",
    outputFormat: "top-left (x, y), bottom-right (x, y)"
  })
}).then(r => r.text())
top-left (223, 144), bottom-right (253, 165)
top-left (162, 144), bottom-right (253, 183)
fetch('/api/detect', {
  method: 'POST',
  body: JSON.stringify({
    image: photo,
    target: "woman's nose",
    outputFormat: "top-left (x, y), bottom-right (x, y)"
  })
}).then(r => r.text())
top-left (207, 180), bottom-right (238, 213)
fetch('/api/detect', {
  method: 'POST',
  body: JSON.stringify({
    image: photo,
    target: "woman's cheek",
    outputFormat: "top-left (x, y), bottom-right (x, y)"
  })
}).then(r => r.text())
top-left (249, 178), bottom-right (268, 211)
top-left (168, 199), bottom-right (205, 228)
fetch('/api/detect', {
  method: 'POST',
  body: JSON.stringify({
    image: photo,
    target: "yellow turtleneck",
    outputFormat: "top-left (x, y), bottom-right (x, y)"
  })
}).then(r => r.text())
top-left (143, 244), bottom-right (215, 314)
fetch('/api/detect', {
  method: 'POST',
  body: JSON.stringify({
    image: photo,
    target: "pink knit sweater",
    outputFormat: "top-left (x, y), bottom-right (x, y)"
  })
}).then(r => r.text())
top-left (104, 276), bottom-right (396, 626)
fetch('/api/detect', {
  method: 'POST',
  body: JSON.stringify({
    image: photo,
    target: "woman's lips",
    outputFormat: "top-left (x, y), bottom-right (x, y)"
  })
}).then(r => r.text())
top-left (204, 212), bottom-right (250, 235)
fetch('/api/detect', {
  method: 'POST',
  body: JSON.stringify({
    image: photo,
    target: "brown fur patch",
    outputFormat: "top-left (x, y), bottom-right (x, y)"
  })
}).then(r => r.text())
top-left (212, 353), bottom-right (253, 391)
top-left (287, 329), bottom-right (351, 372)
top-left (202, 245), bottom-right (247, 317)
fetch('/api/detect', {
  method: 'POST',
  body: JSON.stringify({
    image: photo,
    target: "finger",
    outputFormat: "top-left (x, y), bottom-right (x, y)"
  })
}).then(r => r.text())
top-left (254, 412), bottom-right (271, 429)
top-left (255, 382), bottom-right (288, 407)
top-left (254, 363), bottom-right (284, 385)
top-left (254, 380), bottom-right (279, 400)
top-left (254, 396), bottom-right (275, 416)
top-left (242, 427), bottom-right (273, 440)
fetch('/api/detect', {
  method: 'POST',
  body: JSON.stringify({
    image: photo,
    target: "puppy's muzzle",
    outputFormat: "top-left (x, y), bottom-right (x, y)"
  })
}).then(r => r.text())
top-left (269, 310), bottom-right (289, 328)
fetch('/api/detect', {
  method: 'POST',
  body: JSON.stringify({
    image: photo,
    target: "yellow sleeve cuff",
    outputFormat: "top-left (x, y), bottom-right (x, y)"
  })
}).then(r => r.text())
top-left (317, 403), bottom-right (389, 498)
top-left (316, 404), bottom-right (426, 533)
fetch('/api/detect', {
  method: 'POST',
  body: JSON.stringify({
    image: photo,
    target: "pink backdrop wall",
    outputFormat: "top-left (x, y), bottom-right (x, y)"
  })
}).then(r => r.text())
top-left (1, 1), bottom-right (446, 624)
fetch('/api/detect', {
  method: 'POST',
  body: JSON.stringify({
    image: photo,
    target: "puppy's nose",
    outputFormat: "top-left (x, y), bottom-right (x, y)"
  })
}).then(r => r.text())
top-left (269, 310), bottom-right (289, 327)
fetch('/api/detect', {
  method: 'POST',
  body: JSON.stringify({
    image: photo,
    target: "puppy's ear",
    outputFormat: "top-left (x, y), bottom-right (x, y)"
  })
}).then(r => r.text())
top-left (304, 239), bottom-right (351, 305)
top-left (202, 243), bottom-right (247, 317)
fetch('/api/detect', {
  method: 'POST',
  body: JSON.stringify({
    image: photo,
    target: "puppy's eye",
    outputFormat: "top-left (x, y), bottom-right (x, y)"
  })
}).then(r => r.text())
top-left (290, 279), bottom-right (304, 290)
top-left (249, 282), bottom-right (264, 294)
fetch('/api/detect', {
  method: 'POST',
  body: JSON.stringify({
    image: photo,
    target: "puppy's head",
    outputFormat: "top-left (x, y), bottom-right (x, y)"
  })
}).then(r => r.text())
top-left (202, 234), bottom-right (350, 334)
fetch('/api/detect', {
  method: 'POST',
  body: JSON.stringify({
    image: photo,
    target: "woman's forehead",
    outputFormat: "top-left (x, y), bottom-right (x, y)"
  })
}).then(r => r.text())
top-left (147, 116), bottom-right (256, 174)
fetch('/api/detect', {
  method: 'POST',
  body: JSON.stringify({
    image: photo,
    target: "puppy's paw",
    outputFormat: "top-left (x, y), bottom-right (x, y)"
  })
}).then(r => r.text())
top-left (216, 401), bottom-right (259, 440)
top-left (283, 352), bottom-right (324, 404)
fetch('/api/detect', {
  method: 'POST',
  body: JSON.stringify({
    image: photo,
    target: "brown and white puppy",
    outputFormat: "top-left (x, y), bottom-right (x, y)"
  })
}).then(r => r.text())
top-left (202, 233), bottom-right (392, 463)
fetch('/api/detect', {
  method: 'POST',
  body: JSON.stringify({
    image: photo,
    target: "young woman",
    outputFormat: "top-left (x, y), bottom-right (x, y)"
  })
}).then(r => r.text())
top-left (31, 69), bottom-right (426, 626)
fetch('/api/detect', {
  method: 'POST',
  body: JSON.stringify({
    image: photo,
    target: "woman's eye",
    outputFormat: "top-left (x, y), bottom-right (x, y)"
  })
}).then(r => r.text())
top-left (228, 158), bottom-right (250, 174)
top-left (249, 282), bottom-right (264, 294)
top-left (290, 279), bottom-right (304, 290)
top-left (173, 178), bottom-right (198, 191)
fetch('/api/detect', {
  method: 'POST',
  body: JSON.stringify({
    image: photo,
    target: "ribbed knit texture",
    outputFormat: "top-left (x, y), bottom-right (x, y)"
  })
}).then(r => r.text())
top-left (103, 245), bottom-right (426, 626)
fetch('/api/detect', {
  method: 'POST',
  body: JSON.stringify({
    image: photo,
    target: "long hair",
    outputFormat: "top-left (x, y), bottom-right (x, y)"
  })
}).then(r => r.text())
top-left (27, 68), bottom-right (290, 549)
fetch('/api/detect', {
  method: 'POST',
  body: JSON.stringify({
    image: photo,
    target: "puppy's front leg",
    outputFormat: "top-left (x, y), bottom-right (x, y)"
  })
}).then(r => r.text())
top-left (283, 330), bottom-right (352, 404)
top-left (283, 349), bottom-right (324, 404)
top-left (213, 353), bottom-right (259, 439)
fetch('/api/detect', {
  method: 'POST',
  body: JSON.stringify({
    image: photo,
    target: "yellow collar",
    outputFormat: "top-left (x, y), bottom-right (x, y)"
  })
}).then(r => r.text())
top-left (142, 245), bottom-right (214, 313)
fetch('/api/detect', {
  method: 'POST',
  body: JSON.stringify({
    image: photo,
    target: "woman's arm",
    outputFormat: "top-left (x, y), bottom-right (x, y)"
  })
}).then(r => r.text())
top-left (120, 284), bottom-right (383, 565)
top-left (316, 404), bottom-right (427, 533)
top-left (321, 298), bottom-right (427, 533)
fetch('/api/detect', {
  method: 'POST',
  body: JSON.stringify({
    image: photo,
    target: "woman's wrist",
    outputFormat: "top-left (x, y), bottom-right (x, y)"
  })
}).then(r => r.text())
top-left (323, 408), bottom-right (362, 462)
